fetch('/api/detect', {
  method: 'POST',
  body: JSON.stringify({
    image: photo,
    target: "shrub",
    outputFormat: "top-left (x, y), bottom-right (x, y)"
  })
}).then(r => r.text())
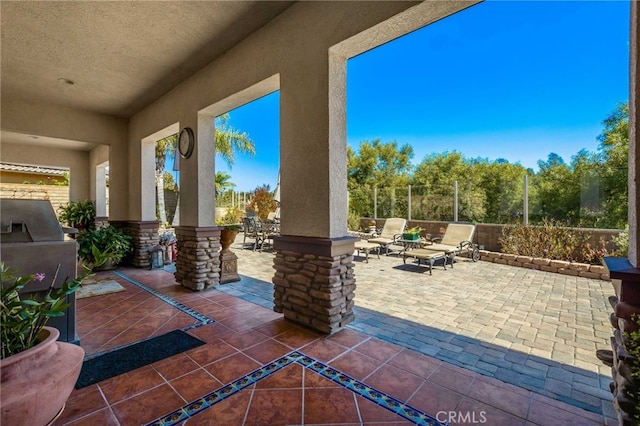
top-left (247, 185), bottom-right (276, 221)
top-left (499, 219), bottom-right (597, 263)
top-left (347, 212), bottom-right (362, 231)
top-left (612, 225), bottom-right (630, 257)
top-left (76, 225), bottom-right (132, 267)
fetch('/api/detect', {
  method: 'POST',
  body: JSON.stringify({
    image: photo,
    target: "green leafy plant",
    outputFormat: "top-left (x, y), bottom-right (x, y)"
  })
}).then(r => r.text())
top-left (347, 212), bottom-right (362, 231)
top-left (57, 200), bottom-right (96, 229)
top-left (404, 226), bottom-right (424, 235)
top-left (76, 225), bottom-right (132, 267)
top-left (612, 225), bottom-right (630, 257)
top-left (0, 255), bottom-right (106, 359)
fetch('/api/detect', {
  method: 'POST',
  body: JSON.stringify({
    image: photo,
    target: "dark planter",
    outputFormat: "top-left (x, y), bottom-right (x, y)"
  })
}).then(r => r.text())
top-left (402, 233), bottom-right (420, 240)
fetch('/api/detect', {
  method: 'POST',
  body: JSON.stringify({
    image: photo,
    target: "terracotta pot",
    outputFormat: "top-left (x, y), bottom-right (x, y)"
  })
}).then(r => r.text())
top-left (1, 326), bottom-right (85, 426)
top-left (220, 229), bottom-right (239, 251)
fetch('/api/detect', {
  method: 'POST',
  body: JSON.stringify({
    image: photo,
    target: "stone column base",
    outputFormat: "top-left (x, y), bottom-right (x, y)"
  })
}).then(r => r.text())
top-left (272, 235), bottom-right (357, 334)
top-left (175, 226), bottom-right (221, 291)
top-left (602, 257), bottom-right (640, 424)
top-left (110, 221), bottom-right (160, 268)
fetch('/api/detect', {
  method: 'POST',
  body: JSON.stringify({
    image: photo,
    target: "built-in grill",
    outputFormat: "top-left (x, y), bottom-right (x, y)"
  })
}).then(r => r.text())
top-left (0, 199), bottom-right (79, 343)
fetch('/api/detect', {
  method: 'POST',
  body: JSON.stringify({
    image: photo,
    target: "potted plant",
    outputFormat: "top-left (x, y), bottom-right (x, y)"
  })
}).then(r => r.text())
top-left (57, 200), bottom-right (96, 232)
top-left (0, 255), bottom-right (105, 426)
top-left (76, 225), bottom-right (133, 270)
top-left (402, 226), bottom-right (424, 241)
top-left (216, 207), bottom-right (243, 284)
top-left (216, 207), bottom-right (243, 251)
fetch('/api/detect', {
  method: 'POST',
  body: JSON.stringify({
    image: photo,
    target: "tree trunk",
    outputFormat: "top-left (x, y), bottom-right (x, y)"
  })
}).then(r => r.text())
top-left (172, 192), bottom-right (180, 227)
top-left (156, 171), bottom-right (167, 226)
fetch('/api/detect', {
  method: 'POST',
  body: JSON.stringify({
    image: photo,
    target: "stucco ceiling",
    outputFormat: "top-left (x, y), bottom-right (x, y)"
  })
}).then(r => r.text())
top-left (0, 1), bottom-right (294, 119)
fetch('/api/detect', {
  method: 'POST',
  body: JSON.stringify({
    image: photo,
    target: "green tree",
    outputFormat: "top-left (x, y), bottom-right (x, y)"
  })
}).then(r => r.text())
top-left (215, 171), bottom-right (236, 197)
top-left (163, 172), bottom-right (176, 191)
top-left (347, 139), bottom-right (413, 218)
top-left (597, 102), bottom-right (628, 228)
top-left (215, 113), bottom-right (255, 168)
top-left (532, 153), bottom-right (578, 224)
top-left (474, 160), bottom-right (528, 224)
top-left (412, 152), bottom-right (481, 221)
top-left (155, 135), bottom-right (177, 225)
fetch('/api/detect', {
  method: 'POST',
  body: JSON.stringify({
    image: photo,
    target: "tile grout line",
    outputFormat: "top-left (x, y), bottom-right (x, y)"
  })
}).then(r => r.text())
top-left (81, 271), bottom-right (215, 361)
top-left (145, 350), bottom-right (446, 426)
top-left (113, 270), bottom-right (215, 329)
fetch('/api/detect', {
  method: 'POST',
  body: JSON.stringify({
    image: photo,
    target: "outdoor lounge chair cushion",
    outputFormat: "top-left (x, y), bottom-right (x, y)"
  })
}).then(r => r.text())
top-left (368, 218), bottom-right (406, 246)
top-left (428, 223), bottom-right (475, 253)
top-left (402, 248), bottom-right (448, 275)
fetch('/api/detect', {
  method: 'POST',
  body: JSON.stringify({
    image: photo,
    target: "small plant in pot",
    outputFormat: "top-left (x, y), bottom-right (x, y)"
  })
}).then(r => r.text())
top-left (402, 226), bottom-right (424, 241)
top-left (216, 207), bottom-right (243, 251)
top-left (57, 200), bottom-right (96, 232)
top-left (0, 254), bottom-right (107, 426)
top-left (76, 225), bottom-right (133, 270)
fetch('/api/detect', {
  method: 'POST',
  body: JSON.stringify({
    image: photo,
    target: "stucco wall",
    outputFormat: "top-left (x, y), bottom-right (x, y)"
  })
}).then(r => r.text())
top-left (0, 99), bottom-right (129, 219)
top-left (0, 142), bottom-right (90, 201)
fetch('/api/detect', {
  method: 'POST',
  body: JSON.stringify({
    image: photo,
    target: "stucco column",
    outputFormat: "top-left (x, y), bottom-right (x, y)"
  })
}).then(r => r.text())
top-left (629, 0), bottom-right (640, 268)
top-left (274, 50), bottom-right (356, 333)
top-left (174, 112), bottom-right (221, 291)
top-left (597, 5), bottom-right (640, 424)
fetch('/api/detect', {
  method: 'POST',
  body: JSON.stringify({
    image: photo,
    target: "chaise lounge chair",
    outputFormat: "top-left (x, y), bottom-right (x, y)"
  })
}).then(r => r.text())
top-left (403, 222), bottom-right (479, 274)
top-left (368, 218), bottom-right (407, 255)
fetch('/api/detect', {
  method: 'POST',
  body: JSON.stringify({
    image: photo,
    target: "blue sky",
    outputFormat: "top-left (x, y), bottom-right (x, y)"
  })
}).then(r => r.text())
top-left (216, 0), bottom-right (630, 193)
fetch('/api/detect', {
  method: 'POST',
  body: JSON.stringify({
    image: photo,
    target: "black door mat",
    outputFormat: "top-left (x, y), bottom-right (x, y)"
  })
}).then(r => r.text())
top-left (75, 329), bottom-right (205, 389)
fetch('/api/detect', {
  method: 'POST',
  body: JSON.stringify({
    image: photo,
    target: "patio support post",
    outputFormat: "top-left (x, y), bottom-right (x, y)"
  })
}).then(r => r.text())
top-left (174, 112), bottom-right (221, 291)
top-left (523, 175), bottom-right (529, 226)
top-left (273, 48), bottom-right (357, 333)
top-left (408, 184), bottom-right (412, 221)
top-left (453, 180), bottom-right (458, 222)
top-left (599, 4), bottom-right (640, 424)
top-left (374, 187), bottom-right (378, 220)
top-left (110, 220), bottom-right (160, 268)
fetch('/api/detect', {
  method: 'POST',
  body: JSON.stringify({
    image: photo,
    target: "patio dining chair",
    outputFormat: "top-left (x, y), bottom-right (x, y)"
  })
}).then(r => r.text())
top-left (242, 216), bottom-right (261, 251)
top-left (257, 220), bottom-right (279, 252)
top-left (367, 218), bottom-right (406, 255)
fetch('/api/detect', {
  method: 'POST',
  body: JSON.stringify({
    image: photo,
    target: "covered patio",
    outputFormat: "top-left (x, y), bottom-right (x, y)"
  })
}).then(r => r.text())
top-left (1, 1), bottom-right (640, 424)
top-left (55, 247), bottom-right (612, 424)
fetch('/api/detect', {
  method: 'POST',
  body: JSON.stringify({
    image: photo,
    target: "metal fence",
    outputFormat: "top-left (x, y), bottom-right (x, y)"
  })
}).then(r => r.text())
top-left (350, 176), bottom-right (613, 227)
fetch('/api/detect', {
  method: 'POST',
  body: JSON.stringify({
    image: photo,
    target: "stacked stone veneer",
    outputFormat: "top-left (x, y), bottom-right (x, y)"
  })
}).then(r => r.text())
top-left (479, 250), bottom-right (610, 281)
top-left (272, 250), bottom-right (356, 334)
top-left (174, 226), bottom-right (221, 291)
top-left (111, 221), bottom-right (159, 268)
top-left (602, 258), bottom-right (640, 425)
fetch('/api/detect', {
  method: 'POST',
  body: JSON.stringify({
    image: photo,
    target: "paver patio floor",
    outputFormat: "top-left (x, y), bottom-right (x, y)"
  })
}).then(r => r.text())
top-left (223, 235), bottom-right (615, 419)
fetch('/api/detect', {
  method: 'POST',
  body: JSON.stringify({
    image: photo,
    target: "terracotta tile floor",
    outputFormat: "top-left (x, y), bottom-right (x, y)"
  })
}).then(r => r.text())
top-left (53, 267), bottom-right (611, 425)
